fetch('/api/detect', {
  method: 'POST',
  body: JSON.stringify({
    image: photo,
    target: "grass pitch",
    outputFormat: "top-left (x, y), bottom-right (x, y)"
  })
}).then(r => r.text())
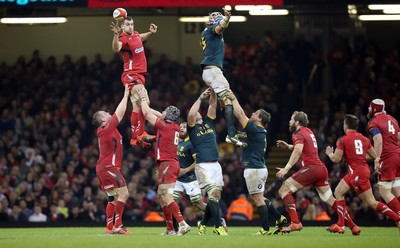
top-left (0, 226), bottom-right (398, 248)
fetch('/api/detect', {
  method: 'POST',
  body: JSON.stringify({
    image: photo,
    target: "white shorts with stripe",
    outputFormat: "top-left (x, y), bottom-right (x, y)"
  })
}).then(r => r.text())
top-left (174, 180), bottom-right (202, 197)
top-left (195, 162), bottom-right (224, 189)
top-left (202, 67), bottom-right (230, 94)
top-left (244, 168), bottom-right (268, 195)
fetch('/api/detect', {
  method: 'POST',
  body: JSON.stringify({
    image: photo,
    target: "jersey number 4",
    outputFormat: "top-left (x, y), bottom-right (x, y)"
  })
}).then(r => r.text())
top-left (388, 120), bottom-right (396, 134)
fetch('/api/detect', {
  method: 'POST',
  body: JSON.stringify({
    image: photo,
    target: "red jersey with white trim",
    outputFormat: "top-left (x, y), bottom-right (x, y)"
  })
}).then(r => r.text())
top-left (336, 131), bottom-right (372, 175)
top-left (368, 113), bottom-right (400, 159)
top-left (154, 119), bottom-right (179, 162)
top-left (292, 126), bottom-right (325, 168)
top-left (96, 114), bottom-right (122, 172)
top-left (119, 31), bottom-right (147, 73)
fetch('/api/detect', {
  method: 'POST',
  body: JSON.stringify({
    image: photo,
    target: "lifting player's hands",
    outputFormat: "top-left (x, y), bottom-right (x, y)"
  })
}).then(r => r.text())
top-left (110, 21), bottom-right (121, 35)
top-left (225, 89), bottom-right (236, 100)
top-left (374, 158), bottom-right (381, 174)
top-left (123, 83), bottom-right (131, 98)
top-left (200, 87), bottom-right (212, 100)
top-left (325, 146), bottom-right (334, 156)
top-left (276, 140), bottom-right (290, 149)
top-left (276, 167), bottom-right (288, 178)
top-left (149, 23), bottom-right (158, 34)
top-left (136, 87), bottom-right (147, 100)
top-left (222, 7), bottom-right (231, 17)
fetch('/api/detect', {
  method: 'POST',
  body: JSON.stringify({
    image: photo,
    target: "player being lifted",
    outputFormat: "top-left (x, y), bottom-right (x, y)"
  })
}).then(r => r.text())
top-left (200, 7), bottom-right (246, 147)
top-left (110, 16), bottom-right (157, 148)
top-left (326, 114), bottom-right (400, 234)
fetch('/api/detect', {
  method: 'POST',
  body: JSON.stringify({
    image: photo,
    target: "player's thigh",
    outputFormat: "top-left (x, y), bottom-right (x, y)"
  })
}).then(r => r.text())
top-left (174, 180), bottom-right (184, 192)
top-left (195, 162), bottom-right (224, 189)
top-left (202, 67), bottom-right (229, 94)
top-left (157, 160), bottom-right (180, 185)
top-left (182, 180), bottom-right (202, 197)
top-left (244, 168), bottom-right (268, 195)
top-left (290, 166), bottom-right (328, 189)
top-left (96, 168), bottom-right (127, 192)
top-left (380, 155), bottom-right (400, 181)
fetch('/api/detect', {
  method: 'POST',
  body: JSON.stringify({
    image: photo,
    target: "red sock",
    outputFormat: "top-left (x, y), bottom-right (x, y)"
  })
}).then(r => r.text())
top-left (138, 108), bottom-right (145, 136)
top-left (162, 206), bottom-right (174, 230)
top-left (343, 208), bottom-right (356, 229)
top-left (387, 198), bottom-right (400, 216)
top-left (376, 202), bottom-right (400, 222)
top-left (282, 194), bottom-right (300, 223)
top-left (114, 201), bottom-right (125, 228)
top-left (106, 202), bottom-right (115, 230)
top-left (168, 201), bottom-right (184, 223)
top-left (130, 112), bottom-right (139, 140)
top-left (332, 200), bottom-right (345, 227)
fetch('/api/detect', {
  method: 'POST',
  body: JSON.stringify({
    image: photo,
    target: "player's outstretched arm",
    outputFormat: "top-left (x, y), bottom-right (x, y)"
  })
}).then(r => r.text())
top-left (226, 89), bottom-right (248, 128)
top-left (326, 146), bottom-right (343, 163)
top-left (276, 144), bottom-right (303, 178)
top-left (207, 91), bottom-right (217, 119)
top-left (276, 140), bottom-right (293, 150)
top-left (215, 8), bottom-right (231, 34)
top-left (115, 84), bottom-right (130, 122)
top-left (111, 21), bottom-right (122, 52)
top-left (188, 88), bottom-right (211, 127)
top-left (140, 23), bottom-right (157, 41)
top-left (137, 88), bottom-right (157, 126)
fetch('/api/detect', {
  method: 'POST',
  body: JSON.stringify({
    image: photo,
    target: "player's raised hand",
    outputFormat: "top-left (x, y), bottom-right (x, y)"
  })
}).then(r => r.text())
top-left (222, 7), bottom-right (231, 17)
top-left (325, 146), bottom-right (334, 156)
top-left (124, 83), bottom-right (131, 97)
top-left (149, 23), bottom-right (158, 34)
top-left (276, 167), bottom-right (288, 178)
top-left (136, 87), bottom-right (147, 99)
top-left (110, 21), bottom-right (121, 35)
top-left (276, 140), bottom-right (289, 149)
top-left (200, 87), bottom-right (212, 100)
top-left (225, 89), bottom-right (236, 100)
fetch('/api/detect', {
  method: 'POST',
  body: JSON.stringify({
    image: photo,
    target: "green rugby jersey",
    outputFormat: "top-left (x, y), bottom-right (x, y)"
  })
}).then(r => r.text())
top-left (188, 115), bottom-right (219, 163)
top-left (200, 24), bottom-right (224, 69)
top-left (177, 137), bottom-right (196, 183)
top-left (241, 120), bottom-right (267, 169)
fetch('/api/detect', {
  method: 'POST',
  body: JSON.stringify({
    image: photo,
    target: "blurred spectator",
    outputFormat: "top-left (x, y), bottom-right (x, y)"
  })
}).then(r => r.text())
top-left (226, 194), bottom-right (253, 221)
top-left (28, 206), bottom-right (47, 222)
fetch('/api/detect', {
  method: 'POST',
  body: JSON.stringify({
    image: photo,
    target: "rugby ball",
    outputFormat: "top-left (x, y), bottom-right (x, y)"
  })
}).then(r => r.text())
top-left (113, 8), bottom-right (127, 21)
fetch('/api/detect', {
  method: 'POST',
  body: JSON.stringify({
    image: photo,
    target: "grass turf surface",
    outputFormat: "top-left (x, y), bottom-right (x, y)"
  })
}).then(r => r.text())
top-left (0, 226), bottom-right (398, 248)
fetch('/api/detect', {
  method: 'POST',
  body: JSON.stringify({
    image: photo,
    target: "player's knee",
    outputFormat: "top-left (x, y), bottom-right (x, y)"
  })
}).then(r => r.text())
top-left (378, 181), bottom-right (393, 190)
top-left (318, 188), bottom-right (333, 202)
top-left (280, 181), bottom-right (295, 197)
top-left (189, 194), bottom-right (202, 203)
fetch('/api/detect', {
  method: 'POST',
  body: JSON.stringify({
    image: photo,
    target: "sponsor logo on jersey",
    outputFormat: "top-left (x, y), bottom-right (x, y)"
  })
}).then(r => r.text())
top-left (135, 47), bottom-right (144, 53)
top-left (104, 184), bottom-right (114, 189)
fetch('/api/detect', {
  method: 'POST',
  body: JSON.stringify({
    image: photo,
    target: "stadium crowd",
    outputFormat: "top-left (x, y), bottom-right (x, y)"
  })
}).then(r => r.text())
top-left (0, 33), bottom-right (399, 224)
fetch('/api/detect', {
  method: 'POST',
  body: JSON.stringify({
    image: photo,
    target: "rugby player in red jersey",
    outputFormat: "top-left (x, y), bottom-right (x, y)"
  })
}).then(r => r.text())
top-left (326, 114), bottom-right (400, 234)
top-left (276, 111), bottom-right (359, 234)
top-left (92, 84), bottom-right (131, 235)
top-left (367, 99), bottom-right (400, 216)
top-left (111, 17), bottom-right (157, 148)
top-left (136, 88), bottom-right (191, 235)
